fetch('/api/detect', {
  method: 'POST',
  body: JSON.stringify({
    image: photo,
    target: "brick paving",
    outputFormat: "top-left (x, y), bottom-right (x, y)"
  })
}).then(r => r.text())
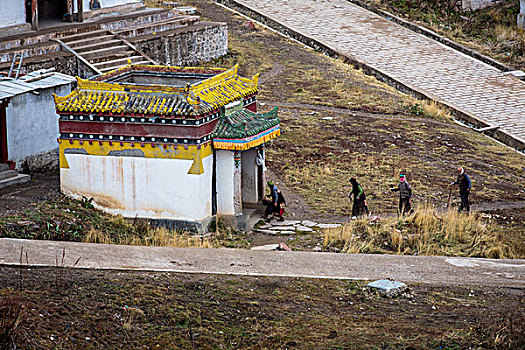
top-left (227, 0), bottom-right (525, 147)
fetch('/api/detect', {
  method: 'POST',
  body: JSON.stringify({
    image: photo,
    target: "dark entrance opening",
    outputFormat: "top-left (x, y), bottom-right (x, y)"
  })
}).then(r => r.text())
top-left (38, 0), bottom-right (68, 24)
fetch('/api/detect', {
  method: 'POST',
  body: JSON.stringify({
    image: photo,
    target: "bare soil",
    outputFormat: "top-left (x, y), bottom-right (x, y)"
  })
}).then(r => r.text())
top-left (1, 266), bottom-right (524, 349)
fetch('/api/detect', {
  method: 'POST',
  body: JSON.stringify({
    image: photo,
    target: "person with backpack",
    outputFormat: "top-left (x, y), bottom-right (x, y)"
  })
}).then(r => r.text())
top-left (348, 177), bottom-right (369, 220)
top-left (390, 174), bottom-right (413, 216)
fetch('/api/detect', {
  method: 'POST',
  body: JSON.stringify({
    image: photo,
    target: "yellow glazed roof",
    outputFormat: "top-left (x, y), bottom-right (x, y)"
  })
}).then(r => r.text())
top-left (53, 64), bottom-right (259, 116)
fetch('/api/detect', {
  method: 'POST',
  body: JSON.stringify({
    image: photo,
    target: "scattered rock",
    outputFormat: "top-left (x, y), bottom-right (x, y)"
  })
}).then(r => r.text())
top-left (271, 220), bottom-right (300, 226)
top-left (277, 243), bottom-right (292, 251)
top-left (255, 229), bottom-right (279, 235)
top-left (296, 226), bottom-right (314, 232)
top-left (301, 220), bottom-right (317, 227)
top-left (313, 246), bottom-right (322, 252)
top-left (367, 279), bottom-right (407, 297)
top-left (270, 226), bottom-right (296, 231)
top-left (318, 223), bottom-right (341, 229)
top-left (251, 244), bottom-right (280, 251)
top-left (243, 20), bottom-right (256, 30)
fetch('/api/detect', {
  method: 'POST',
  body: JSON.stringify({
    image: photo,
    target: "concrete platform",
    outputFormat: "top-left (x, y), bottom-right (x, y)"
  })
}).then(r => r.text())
top-left (1, 238), bottom-right (524, 288)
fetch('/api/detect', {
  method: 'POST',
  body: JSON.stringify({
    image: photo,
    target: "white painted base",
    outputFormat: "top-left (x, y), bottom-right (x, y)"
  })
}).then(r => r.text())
top-left (61, 154), bottom-right (212, 221)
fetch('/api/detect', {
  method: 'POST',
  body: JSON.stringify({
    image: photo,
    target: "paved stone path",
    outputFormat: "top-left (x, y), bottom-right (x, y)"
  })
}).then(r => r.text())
top-left (224, 0), bottom-right (525, 148)
top-left (2, 238), bottom-right (524, 287)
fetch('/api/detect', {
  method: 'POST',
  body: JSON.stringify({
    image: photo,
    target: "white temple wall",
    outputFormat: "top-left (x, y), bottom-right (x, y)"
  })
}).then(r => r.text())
top-left (0, 1), bottom-right (26, 29)
top-left (216, 150), bottom-right (235, 215)
top-left (60, 154), bottom-right (213, 221)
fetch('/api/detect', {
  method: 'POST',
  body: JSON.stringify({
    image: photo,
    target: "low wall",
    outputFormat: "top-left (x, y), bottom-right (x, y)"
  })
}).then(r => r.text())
top-left (131, 22), bottom-right (228, 66)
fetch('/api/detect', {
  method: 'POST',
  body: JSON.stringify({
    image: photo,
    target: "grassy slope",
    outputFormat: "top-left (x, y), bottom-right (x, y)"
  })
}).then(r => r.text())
top-left (2, 267), bottom-right (524, 349)
top-left (189, 0), bottom-right (525, 218)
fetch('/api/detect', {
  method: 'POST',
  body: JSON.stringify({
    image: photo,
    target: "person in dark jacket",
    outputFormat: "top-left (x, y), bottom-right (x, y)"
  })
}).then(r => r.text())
top-left (348, 177), bottom-right (369, 219)
top-left (451, 167), bottom-right (471, 213)
top-left (262, 181), bottom-right (280, 220)
top-left (391, 174), bottom-right (412, 216)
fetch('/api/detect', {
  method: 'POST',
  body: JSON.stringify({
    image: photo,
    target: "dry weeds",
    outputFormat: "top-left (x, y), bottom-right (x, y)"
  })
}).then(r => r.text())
top-left (323, 204), bottom-right (515, 258)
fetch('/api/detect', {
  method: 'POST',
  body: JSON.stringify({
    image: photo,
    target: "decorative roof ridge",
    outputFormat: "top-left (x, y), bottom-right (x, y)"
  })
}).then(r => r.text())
top-left (188, 64), bottom-right (239, 94)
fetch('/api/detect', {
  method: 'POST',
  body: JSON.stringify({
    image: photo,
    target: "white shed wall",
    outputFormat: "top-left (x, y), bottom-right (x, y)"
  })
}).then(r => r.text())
top-left (76, 0), bottom-right (140, 13)
top-left (6, 84), bottom-right (72, 165)
top-left (61, 154), bottom-right (213, 221)
top-left (0, 0), bottom-right (26, 28)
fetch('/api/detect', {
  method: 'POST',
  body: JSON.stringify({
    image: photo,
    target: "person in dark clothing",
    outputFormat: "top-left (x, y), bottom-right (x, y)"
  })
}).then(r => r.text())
top-left (451, 167), bottom-right (471, 213)
top-left (262, 181), bottom-right (280, 220)
top-left (391, 174), bottom-right (413, 216)
top-left (348, 177), bottom-right (369, 219)
top-left (275, 189), bottom-right (286, 221)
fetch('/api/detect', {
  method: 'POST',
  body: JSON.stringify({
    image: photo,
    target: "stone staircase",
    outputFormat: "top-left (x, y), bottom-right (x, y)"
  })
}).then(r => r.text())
top-left (0, 9), bottom-right (196, 74)
top-left (0, 164), bottom-right (30, 190)
top-left (55, 29), bottom-right (156, 74)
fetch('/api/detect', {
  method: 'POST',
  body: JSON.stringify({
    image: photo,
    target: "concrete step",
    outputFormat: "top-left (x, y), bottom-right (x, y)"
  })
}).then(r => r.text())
top-left (65, 35), bottom-right (116, 49)
top-left (0, 170), bottom-right (17, 181)
top-left (92, 55), bottom-right (145, 70)
top-left (0, 173), bottom-right (30, 190)
top-left (73, 39), bottom-right (123, 53)
top-left (59, 29), bottom-right (110, 43)
top-left (81, 45), bottom-right (130, 59)
top-left (114, 15), bottom-right (199, 38)
top-left (88, 51), bottom-right (137, 65)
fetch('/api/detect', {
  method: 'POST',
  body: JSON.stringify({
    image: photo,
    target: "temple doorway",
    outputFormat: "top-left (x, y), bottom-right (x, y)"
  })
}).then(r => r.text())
top-left (241, 148), bottom-right (262, 207)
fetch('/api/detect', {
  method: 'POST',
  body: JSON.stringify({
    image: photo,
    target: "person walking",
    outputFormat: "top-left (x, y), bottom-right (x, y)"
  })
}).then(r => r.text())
top-left (450, 167), bottom-right (471, 213)
top-left (348, 177), bottom-right (369, 220)
top-left (390, 174), bottom-right (412, 216)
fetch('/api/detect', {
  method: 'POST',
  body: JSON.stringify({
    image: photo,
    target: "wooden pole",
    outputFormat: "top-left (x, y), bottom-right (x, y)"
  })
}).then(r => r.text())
top-left (77, 0), bottom-right (83, 22)
top-left (31, 0), bottom-right (38, 30)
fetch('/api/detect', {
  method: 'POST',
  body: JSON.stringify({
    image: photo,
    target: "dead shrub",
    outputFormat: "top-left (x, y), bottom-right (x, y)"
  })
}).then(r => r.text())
top-left (476, 297), bottom-right (525, 349)
top-left (0, 294), bottom-right (25, 350)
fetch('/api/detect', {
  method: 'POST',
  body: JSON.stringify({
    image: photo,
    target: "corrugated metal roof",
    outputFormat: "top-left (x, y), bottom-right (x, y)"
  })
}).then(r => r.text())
top-left (0, 69), bottom-right (76, 101)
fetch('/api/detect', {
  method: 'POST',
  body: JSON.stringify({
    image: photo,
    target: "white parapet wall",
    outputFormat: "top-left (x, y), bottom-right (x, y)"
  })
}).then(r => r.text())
top-left (61, 154), bottom-right (213, 221)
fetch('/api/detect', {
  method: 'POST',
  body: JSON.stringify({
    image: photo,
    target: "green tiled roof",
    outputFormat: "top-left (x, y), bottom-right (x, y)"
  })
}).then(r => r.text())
top-left (212, 107), bottom-right (279, 139)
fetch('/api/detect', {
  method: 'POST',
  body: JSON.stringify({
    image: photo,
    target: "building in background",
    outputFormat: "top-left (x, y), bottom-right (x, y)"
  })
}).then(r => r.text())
top-left (0, 68), bottom-right (75, 172)
top-left (54, 64), bottom-right (279, 232)
top-left (0, 0), bottom-right (143, 33)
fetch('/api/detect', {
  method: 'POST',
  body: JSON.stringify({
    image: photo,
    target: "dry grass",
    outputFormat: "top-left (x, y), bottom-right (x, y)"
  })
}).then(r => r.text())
top-left (323, 204), bottom-right (515, 258)
top-left (84, 227), bottom-right (214, 248)
top-left (0, 293), bottom-right (25, 349)
top-left (407, 96), bottom-right (453, 120)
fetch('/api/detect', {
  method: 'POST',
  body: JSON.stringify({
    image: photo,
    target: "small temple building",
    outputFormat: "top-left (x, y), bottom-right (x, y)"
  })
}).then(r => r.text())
top-left (53, 64), bottom-right (279, 232)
